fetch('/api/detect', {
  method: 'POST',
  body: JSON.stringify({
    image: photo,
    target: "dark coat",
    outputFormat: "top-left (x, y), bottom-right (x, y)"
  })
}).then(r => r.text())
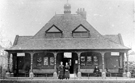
top-left (64, 65), bottom-right (70, 79)
top-left (93, 67), bottom-right (100, 76)
top-left (58, 65), bottom-right (64, 79)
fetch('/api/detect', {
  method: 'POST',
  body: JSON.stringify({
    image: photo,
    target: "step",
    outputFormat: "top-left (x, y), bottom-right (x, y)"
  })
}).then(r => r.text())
top-left (70, 74), bottom-right (76, 78)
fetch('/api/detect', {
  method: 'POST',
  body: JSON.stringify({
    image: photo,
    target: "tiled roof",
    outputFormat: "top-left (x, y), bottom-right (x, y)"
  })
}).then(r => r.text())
top-left (7, 14), bottom-right (130, 51)
top-left (104, 34), bottom-right (124, 45)
top-left (9, 37), bottom-right (129, 50)
top-left (33, 14), bottom-right (102, 39)
top-left (13, 35), bottom-right (33, 45)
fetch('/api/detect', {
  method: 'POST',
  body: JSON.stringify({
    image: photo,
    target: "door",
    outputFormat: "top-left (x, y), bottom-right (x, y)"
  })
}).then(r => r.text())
top-left (56, 52), bottom-right (78, 75)
top-left (63, 52), bottom-right (73, 74)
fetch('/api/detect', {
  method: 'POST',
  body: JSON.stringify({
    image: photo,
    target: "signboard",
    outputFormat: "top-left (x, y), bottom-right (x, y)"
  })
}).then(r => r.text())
top-left (64, 52), bottom-right (72, 58)
top-left (111, 52), bottom-right (119, 56)
top-left (17, 53), bottom-right (25, 56)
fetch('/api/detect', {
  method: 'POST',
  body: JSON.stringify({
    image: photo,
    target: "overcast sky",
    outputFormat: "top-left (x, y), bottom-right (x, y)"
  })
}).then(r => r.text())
top-left (0, 0), bottom-right (135, 51)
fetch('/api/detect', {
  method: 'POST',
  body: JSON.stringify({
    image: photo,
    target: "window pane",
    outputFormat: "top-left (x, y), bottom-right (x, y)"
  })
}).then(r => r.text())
top-left (44, 57), bottom-right (48, 65)
top-left (87, 56), bottom-right (92, 65)
top-left (80, 56), bottom-right (85, 66)
top-left (50, 57), bottom-right (54, 65)
top-left (37, 57), bottom-right (42, 66)
top-left (93, 56), bottom-right (98, 65)
top-left (73, 32), bottom-right (89, 38)
top-left (46, 32), bottom-right (62, 38)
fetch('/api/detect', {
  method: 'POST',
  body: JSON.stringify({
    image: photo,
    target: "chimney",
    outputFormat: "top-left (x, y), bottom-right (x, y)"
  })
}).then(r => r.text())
top-left (76, 8), bottom-right (86, 19)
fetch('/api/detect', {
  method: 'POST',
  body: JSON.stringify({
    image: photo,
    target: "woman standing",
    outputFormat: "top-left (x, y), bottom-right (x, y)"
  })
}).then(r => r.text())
top-left (93, 65), bottom-right (100, 77)
top-left (58, 62), bottom-right (64, 79)
top-left (64, 62), bottom-right (70, 79)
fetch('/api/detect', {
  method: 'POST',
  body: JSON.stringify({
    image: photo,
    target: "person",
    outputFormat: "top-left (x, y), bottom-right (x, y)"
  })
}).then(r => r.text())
top-left (64, 62), bottom-right (70, 79)
top-left (93, 65), bottom-right (100, 77)
top-left (58, 62), bottom-right (64, 79)
top-left (22, 61), bottom-right (30, 77)
top-left (106, 68), bottom-right (111, 77)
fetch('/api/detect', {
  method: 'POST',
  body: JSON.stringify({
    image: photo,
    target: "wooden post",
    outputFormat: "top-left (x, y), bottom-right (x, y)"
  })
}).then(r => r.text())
top-left (12, 53), bottom-right (17, 77)
top-left (10, 53), bottom-right (14, 77)
top-left (5, 52), bottom-right (11, 77)
top-left (119, 53), bottom-right (123, 68)
top-left (126, 51), bottom-right (131, 78)
top-left (53, 52), bottom-right (57, 78)
top-left (123, 52), bottom-right (126, 77)
top-left (101, 52), bottom-right (106, 79)
top-left (77, 52), bottom-right (81, 78)
top-left (29, 52), bottom-right (34, 78)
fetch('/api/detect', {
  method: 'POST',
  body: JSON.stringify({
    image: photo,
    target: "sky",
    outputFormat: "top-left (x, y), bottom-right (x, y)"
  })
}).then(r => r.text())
top-left (0, 0), bottom-right (135, 52)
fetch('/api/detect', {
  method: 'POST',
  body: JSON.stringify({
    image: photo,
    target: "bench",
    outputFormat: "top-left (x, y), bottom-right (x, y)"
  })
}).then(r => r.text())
top-left (33, 69), bottom-right (55, 77)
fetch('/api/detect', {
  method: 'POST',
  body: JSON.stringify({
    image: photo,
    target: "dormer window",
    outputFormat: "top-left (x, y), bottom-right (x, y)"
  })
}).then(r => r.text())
top-left (72, 24), bottom-right (90, 38)
top-left (45, 25), bottom-right (62, 38)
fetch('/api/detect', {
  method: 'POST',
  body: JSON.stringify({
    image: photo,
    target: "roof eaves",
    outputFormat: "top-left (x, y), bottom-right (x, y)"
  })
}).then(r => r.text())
top-left (13, 35), bottom-right (19, 46)
top-left (103, 36), bottom-right (130, 50)
top-left (118, 33), bottom-right (124, 46)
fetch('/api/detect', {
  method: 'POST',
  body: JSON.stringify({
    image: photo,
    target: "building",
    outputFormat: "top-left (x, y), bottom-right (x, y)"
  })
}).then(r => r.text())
top-left (5, 2), bottom-right (130, 78)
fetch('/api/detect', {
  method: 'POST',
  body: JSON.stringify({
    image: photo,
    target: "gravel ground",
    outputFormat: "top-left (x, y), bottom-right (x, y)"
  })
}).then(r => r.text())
top-left (1, 77), bottom-right (135, 83)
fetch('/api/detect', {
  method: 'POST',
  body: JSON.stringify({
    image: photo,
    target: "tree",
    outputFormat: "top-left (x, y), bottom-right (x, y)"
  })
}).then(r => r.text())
top-left (0, 28), bottom-right (12, 78)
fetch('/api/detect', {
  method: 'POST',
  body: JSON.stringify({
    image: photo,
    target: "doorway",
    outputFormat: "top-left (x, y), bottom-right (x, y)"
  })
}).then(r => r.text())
top-left (63, 52), bottom-right (73, 73)
top-left (15, 53), bottom-right (30, 77)
top-left (56, 52), bottom-right (78, 75)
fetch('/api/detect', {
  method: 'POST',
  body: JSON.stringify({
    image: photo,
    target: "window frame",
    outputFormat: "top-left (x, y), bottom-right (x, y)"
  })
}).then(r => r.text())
top-left (72, 24), bottom-right (90, 38)
top-left (45, 25), bottom-right (63, 38)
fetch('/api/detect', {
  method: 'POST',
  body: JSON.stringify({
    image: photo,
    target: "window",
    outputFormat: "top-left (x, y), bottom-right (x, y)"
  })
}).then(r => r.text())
top-left (37, 57), bottom-right (42, 66)
top-left (44, 57), bottom-right (48, 65)
top-left (80, 52), bottom-right (99, 66)
top-left (93, 56), bottom-right (98, 65)
top-left (50, 57), bottom-right (54, 65)
top-left (80, 56), bottom-right (85, 66)
top-left (72, 24), bottom-right (90, 38)
top-left (87, 56), bottom-right (92, 65)
top-left (45, 25), bottom-right (62, 38)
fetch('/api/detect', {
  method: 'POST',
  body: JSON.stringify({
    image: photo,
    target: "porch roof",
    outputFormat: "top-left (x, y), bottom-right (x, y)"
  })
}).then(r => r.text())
top-left (7, 37), bottom-right (130, 51)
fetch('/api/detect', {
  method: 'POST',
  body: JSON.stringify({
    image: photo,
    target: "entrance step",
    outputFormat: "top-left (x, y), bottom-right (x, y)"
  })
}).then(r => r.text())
top-left (70, 74), bottom-right (76, 79)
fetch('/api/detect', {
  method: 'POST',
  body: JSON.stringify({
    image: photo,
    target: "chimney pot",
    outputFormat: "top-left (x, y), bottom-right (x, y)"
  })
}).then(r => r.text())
top-left (76, 8), bottom-right (86, 19)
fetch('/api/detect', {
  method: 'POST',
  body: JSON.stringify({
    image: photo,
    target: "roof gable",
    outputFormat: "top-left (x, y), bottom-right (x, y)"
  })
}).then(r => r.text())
top-left (73, 24), bottom-right (89, 32)
top-left (33, 14), bottom-right (102, 39)
top-left (46, 25), bottom-right (62, 32)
